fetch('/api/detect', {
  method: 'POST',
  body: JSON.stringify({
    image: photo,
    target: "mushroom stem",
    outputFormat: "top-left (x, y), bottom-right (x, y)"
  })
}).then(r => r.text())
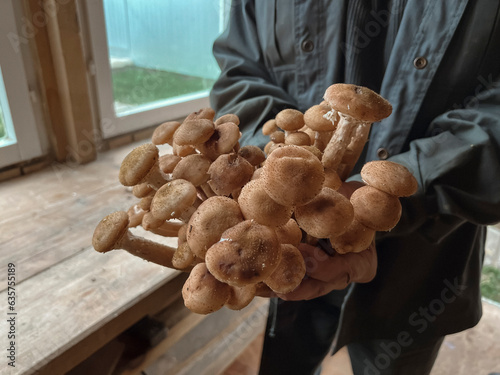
top-left (337, 122), bottom-right (372, 180)
top-left (118, 232), bottom-right (179, 269)
top-left (321, 113), bottom-right (363, 173)
top-left (127, 204), bottom-right (147, 228)
top-left (146, 163), bottom-right (169, 189)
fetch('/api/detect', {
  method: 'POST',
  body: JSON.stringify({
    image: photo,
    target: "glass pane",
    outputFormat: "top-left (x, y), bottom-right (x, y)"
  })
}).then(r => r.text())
top-left (103, 0), bottom-right (229, 116)
top-left (0, 66), bottom-right (16, 147)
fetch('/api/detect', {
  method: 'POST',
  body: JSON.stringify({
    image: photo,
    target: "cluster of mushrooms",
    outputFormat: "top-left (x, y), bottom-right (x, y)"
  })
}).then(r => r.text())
top-left (92, 84), bottom-right (418, 315)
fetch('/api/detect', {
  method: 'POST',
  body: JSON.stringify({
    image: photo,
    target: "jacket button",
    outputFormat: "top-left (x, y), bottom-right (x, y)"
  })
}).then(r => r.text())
top-left (377, 148), bottom-right (389, 160)
top-left (413, 57), bottom-right (428, 69)
top-left (301, 39), bottom-right (314, 52)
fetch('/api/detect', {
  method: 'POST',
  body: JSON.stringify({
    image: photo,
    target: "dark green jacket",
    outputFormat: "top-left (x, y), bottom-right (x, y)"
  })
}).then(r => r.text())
top-left (210, 0), bottom-right (500, 348)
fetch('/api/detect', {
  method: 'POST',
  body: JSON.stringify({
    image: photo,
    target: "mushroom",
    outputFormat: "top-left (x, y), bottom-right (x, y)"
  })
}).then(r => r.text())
top-left (274, 218), bottom-right (303, 247)
top-left (262, 119), bottom-right (279, 136)
top-left (172, 242), bottom-right (197, 270)
top-left (146, 220), bottom-right (184, 237)
top-left (132, 182), bottom-right (154, 198)
top-left (173, 118), bottom-right (215, 146)
top-left (270, 130), bottom-right (286, 144)
top-left (182, 263), bottom-right (231, 315)
top-left (127, 204), bottom-right (147, 228)
top-left (159, 154), bottom-right (182, 174)
top-left (152, 121), bottom-right (181, 146)
top-left (294, 187), bottom-right (354, 238)
top-left (150, 179), bottom-right (199, 225)
top-left (261, 145), bottom-right (325, 207)
top-left (329, 218), bottom-right (375, 254)
top-left (303, 104), bottom-right (337, 152)
top-left (205, 220), bottom-right (282, 287)
top-left (214, 113), bottom-right (240, 126)
top-left (207, 153), bottom-right (254, 196)
top-left (237, 178), bottom-right (292, 227)
top-left (360, 160), bottom-right (418, 197)
top-left (119, 143), bottom-right (168, 189)
top-left (172, 142), bottom-right (197, 157)
top-left (275, 108), bottom-right (305, 136)
top-left (350, 185), bottom-right (402, 231)
top-left (238, 145), bottom-right (266, 167)
top-left (264, 244), bottom-right (306, 294)
top-left (321, 84), bottom-right (392, 177)
top-left (92, 211), bottom-right (179, 269)
top-left (197, 122), bottom-right (241, 161)
top-left (284, 131), bottom-right (311, 146)
top-left (184, 107), bottom-right (216, 122)
top-left (171, 154), bottom-right (211, 189)
top-left (225, 284), bottom-right (257, 310)
top-left (186, 196), bottom-right (244, 259)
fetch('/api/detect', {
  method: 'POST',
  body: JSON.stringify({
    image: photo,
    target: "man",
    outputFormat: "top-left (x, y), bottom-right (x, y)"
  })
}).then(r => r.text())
top-left (210, 1), bottom-right (500, 374)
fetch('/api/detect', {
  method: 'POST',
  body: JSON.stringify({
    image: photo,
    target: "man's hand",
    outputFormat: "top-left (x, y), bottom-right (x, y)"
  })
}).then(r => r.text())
top-left (276, 241), bottom-right (377, 301)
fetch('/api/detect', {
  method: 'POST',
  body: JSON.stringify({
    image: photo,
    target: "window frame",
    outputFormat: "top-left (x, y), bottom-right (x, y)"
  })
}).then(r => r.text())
top-left (85, 0), bottom-right (214, 139)
top-left (0, 0), bottom-right (44, 168)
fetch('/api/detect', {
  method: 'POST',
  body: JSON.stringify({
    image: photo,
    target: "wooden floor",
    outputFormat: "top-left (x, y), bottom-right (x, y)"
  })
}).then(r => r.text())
top-left (222, 299), bottom-right (500, 375)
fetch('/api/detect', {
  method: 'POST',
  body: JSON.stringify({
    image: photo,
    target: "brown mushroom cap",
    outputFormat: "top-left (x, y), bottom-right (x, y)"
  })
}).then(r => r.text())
top-left (205, 220), bottom-right (281, 287)
top-left (361, 160), bottom-right (418, 197)
top-left (275, 218), bottom-right (303, 247)
top-left (197, 122), bottom-right (241, 160)
top-left (262, 119), bottom-right (279, 135)
top-left (182, 263), bottom-right (231, 315)
top-left (214, 113), bottom-right (240, 126)
top-left (186, 196), bottom-right (244, 259)
top-left (264, 244), bottom-right (306, 294)
top-left (261, 145), bottom-right (325, 207)
top-left (323, 84), bottom-right (392, 123)
top-left (172, 154), bottom-right (211, 187)
top-left (173, 119), bottom-right (215, 146)
top-left (184, 107), bottom-right (216, 121)
top-left (150, 179), bottom-right (198, 222)
top-left (295, 187), bottom-right (354, 238)
top-left (172, 242), bottom-right (196, 270)
top-left (275, 109), bottom-right (305, 131)
top-left (329, 218), bottom-right (375, 254)
top-left (304, 104), bottom-right (337, 132)
top-left (323, 169), bottom-right (342, 190)
top-left (238, 145), bottom-right (266, 166)
top-left (270, 131), bottom-right (286, 144)
top-left (152, 121), bottom-right (181, 145)
top-left (172, 143), bottom-right (197, 157)
top-left (285, 131), bottom-right (312, 146)
top-left (207, 153), bottom-right (254, 196)
top-left (350, 185), bottom-right (402, 231)
top-left (119, 143), bottom-right (159, 186)
top-left (92, 211), bottom-right (129, 253)
top-left (132, 182), bottom-right (154, 198)
top-left (159, 154), bottom-right (182, 174)
top-left (237, 178), bottom-right (292, 227)
top-left (225, 284), bottom-right (257, 310)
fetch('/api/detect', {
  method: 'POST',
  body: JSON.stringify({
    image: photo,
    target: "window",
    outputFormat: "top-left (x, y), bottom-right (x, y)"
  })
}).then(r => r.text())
top-left (0, 0), bottom-right (44, 168)
top-left (86, 0), bottom-right (231, 138)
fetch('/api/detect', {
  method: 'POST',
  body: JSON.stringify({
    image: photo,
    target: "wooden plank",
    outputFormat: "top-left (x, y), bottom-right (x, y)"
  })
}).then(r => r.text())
top-left (144, 299), bottom-right (269, 375)
top-left (0, 141), bottom-right (151, 291)
top-left (44, 0), bottom-right (96, 164)
top-left (23, 0), bottom-right (68, 162)
top-left (0, 247), bottom-right (184, 375)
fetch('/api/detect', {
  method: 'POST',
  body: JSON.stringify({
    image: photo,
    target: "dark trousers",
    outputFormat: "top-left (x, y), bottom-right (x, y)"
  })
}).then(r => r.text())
top-left (258, 292), bottom-right (444, 375)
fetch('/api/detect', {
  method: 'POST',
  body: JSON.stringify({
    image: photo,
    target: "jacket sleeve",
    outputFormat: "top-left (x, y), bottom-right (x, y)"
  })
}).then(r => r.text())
top-left (375, 83), bottom-right (500, 241)
top-left (209, 0), bottom-right (297, 148)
